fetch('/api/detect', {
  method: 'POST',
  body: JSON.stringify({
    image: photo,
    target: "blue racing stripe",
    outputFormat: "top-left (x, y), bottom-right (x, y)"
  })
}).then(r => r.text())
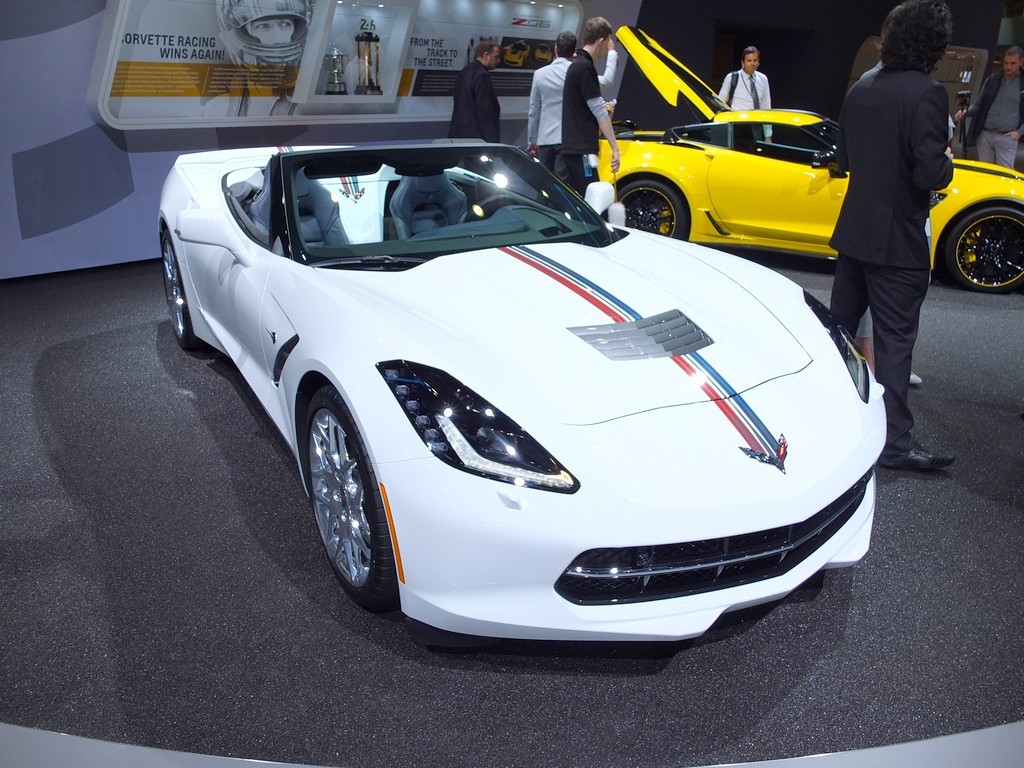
top-left (513, 245), bottom-right (642, 321)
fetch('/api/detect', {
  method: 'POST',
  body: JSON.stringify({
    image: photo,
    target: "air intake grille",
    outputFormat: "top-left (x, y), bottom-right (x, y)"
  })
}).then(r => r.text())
top-left (554, 470), bottom-right (872, 605)
top-left (569, 309), bottom-right (712, 360)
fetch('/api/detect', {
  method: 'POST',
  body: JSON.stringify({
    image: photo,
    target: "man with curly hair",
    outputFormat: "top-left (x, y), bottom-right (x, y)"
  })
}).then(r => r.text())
top-left (829, 0), bottom-right (955, 471)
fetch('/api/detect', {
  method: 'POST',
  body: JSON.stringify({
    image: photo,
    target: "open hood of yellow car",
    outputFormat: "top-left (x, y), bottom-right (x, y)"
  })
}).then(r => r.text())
top-left (616, 26), bottom-right (729, 121)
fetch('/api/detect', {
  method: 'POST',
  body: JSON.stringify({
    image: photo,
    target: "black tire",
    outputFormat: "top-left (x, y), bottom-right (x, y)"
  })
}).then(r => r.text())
top-left (160, 229), bottom-right (203, 350)
top-left (303, 385), bottom-right (399, 611)
top-left (618, 178), bottom-right (690, 240)
top-left (943, 206), bottom-right (1024, 293)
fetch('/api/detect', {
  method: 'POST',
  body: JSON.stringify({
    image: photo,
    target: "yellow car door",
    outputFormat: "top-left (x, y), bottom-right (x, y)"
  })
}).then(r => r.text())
top-left (704, 121), bottom-right (847, 252)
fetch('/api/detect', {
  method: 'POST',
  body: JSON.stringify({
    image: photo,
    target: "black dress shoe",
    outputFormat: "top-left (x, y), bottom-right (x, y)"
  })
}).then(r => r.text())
top-left (878, 446), bottom-right (955, 471)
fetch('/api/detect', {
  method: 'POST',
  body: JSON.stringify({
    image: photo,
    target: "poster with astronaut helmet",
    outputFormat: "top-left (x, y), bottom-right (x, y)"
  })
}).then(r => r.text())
top-left (87, 0), bottom-right (583, 130)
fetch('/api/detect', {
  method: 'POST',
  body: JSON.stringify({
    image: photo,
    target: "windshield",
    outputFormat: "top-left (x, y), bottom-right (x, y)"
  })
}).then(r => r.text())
top-left (272, 145), bottom-right (623, 268)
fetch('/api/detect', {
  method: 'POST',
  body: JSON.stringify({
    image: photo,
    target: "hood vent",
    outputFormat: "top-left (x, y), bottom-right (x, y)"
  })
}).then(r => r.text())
top-left (569, 309), bottom-right (713, 360)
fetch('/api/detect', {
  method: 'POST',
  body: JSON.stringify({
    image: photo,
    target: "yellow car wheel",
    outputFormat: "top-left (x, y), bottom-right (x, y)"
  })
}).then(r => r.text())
top-left (944, 206), bottom-right (1024, 293)
top-left (618, 179), bottom-right (689, 239)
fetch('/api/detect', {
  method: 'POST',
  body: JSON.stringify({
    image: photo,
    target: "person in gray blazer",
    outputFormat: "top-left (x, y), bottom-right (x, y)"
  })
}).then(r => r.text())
top-left (829, 0), bottom-right (955, 471)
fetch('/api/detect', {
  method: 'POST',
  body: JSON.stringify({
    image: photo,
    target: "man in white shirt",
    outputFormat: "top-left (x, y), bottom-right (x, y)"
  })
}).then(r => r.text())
top-left (718, 46), bottom-right (771, 110)
top-left (527, 31), bottom-right (619, 173)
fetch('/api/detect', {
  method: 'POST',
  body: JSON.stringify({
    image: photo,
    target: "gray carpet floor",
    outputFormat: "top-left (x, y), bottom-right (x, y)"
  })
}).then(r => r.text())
top-left (1, 256), bottom-right (1021, 768)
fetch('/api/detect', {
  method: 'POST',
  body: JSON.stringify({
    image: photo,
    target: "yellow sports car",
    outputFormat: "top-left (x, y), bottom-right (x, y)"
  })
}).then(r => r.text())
top-left (503, 40), bottom-right (530, 68)
top-left (599, 26), bottom-right (1024, 293)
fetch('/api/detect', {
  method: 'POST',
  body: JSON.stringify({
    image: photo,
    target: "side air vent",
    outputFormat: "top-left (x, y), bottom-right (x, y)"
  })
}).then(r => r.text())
top-left (272, 334), bottom-right (299, 386)
top-left (569, 309), bottom-right (712, 360)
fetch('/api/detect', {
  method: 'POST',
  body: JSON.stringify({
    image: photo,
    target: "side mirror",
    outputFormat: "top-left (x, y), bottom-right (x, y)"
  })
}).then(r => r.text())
top-left (175, 208), bottom-right (255, 268)
top-left (584, 180), bottom-right (616, 215)
top-left (827, 163), bottom-right (848, 179)
top-left (811, 149), bottom-right (847, 178)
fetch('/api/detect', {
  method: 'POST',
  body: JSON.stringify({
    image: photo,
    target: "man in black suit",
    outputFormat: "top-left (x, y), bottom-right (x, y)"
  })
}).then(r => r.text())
top-left (448, 39), bottom-right (502, 143)
top-left (829, 0), bottom-right (955, 471)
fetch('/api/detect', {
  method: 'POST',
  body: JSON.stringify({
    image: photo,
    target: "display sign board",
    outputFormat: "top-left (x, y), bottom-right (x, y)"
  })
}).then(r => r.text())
top-left (87, 0), bottom-right (583, 129)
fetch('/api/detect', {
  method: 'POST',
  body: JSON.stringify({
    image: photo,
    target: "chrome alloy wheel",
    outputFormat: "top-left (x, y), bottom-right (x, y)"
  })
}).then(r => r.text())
top-left (308, 407), bottom-right (372, 588)
top-left (162, 234), bottom-right (186, 338)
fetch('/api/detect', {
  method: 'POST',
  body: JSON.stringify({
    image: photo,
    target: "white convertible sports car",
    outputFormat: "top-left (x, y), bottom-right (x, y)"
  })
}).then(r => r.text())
top-left (159, 143), bottom-right (885, 642)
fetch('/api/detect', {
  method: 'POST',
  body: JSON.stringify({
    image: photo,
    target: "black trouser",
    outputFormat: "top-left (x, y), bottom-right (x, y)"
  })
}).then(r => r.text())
top-left (558, 152), bottom-right (598, 197)
top-left (537, 144), bottom-right (560, 172)
top-left (830, 254), bottom-right (930, 453)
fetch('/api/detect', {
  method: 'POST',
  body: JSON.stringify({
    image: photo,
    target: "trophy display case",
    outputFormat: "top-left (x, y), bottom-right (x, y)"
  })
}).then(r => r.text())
top-left (295, 0), bottom-right (417, 105)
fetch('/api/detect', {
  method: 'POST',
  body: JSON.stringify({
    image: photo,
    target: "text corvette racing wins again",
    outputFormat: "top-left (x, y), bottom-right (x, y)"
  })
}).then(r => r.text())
top-left (160, 142), bottom-right (884, 642)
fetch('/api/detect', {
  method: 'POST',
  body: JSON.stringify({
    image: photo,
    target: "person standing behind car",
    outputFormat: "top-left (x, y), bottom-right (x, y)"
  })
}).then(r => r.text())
top-left (718, 46), bottom-right (771, 110)
top-left (528, 31), bottom-right (620, 174)
top-left (449, 39), bottom-right (502, 143)
top-left (598, 33), bottom-right (620, 89)
top-left (953, 45), bottom-right (1024, 169)
top-left (528, 32), bottom-right (578, 173)
top-left (828, 0), bottom-right (955, 471)
top-left (559, 17), bottom-right (620, 197)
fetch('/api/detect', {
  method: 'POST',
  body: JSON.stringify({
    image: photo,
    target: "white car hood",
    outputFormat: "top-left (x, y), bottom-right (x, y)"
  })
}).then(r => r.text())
top-left (319, 235), bottom-right (811, 426)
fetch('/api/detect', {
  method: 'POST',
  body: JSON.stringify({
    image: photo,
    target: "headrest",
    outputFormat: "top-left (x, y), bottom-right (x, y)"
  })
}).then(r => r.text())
top-left (294, 169), bottom-right (312, 198)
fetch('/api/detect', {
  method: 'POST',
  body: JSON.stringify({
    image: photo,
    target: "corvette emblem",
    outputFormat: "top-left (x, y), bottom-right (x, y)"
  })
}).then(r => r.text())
top-left (740, 434), bottom-right (788, 473)
top-left (339, 176), bottom-right (365, 202)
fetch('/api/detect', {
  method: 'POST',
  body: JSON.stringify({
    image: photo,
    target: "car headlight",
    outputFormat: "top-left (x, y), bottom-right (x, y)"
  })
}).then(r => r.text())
top-left (377, 360), bottom-right (579, 493)
top-left (803, 292), bottom-right (870, 403)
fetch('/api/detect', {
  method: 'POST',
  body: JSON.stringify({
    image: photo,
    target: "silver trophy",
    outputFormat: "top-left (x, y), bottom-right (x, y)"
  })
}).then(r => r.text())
top-left (324, 43), bottom-right (347, 95)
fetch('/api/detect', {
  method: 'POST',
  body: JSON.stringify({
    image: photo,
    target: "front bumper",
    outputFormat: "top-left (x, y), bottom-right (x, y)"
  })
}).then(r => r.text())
top-left (376, 459), bottom-right (876, 642)
top-left (371, 358), bottom-right (884, 641)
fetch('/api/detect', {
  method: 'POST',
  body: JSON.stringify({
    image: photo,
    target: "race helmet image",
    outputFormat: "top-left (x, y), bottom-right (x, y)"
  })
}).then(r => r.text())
top-left (218, 0), bottom-right (312, 67)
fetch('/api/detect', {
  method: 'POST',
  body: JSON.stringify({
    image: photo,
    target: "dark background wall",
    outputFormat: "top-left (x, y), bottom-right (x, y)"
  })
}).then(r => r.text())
top-left (617, 0), bottom-right (1005, 128)
top-left (0, 0), bottom-right (1007, 280)
top-left (0, 0), bottom-right (634, 281)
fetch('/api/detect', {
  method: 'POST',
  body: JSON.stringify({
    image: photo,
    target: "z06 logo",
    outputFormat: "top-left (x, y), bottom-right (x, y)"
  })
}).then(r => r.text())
top-left (512, 17), bottom-right (551, 28)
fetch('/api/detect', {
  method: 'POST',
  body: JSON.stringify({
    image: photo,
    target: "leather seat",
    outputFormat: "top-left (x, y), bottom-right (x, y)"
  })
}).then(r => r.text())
top-left (247, 160), bottom-right (274, 238)
top-left (294, 169), bottom-right (348, 247)
top-left (249, 164), bottom-right (347, 248)
top-left (389, 173), bottom-right (467, 238)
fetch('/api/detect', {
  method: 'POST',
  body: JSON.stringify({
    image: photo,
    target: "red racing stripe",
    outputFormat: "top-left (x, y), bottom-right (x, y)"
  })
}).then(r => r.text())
top-left (500, 247), bottom-right (629, 323)
top-left (672, 356), bottom-right (762, 451)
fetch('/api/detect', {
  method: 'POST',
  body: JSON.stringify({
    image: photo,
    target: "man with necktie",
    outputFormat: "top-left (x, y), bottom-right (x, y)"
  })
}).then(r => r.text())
top-left (719, 46), bottom-right (771, 110)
